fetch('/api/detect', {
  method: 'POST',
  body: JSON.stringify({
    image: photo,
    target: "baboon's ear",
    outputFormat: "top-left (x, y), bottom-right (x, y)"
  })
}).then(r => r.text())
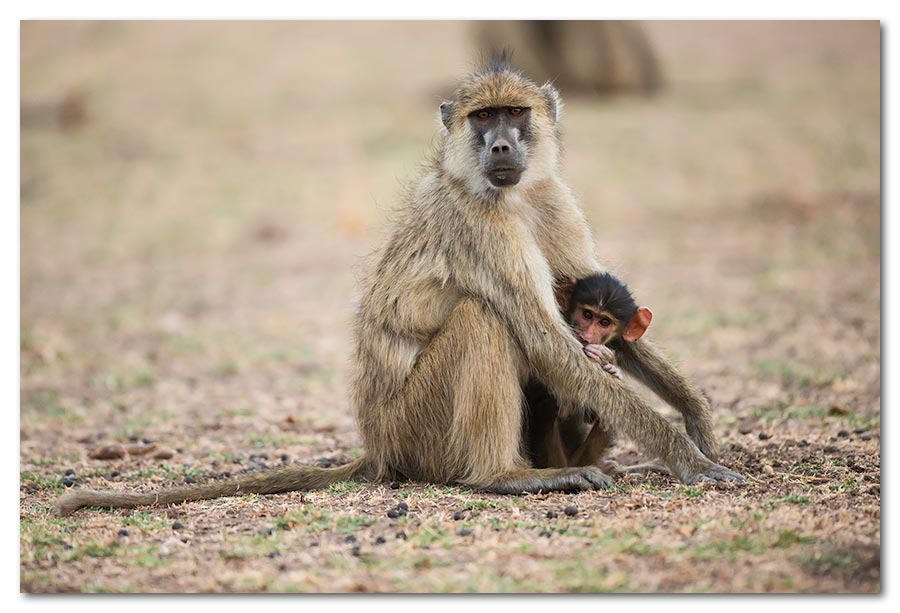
top-left (439, 100), bottom-right (454, 131)
top-left (623, 307), bottom-right (653, 342)
top-left (541, 82), bottom-right (562, 124)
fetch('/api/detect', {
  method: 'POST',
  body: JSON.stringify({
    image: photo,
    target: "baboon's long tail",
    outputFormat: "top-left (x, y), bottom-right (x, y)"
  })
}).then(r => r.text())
top-left (54, 457), bottom-right (372, 517)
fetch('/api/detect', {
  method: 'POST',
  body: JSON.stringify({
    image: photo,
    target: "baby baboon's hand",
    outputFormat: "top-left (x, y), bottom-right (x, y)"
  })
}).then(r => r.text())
top-left (583, 344), bottom-right (622, 379)
top-left (583, 344), bottom-right (614, 364)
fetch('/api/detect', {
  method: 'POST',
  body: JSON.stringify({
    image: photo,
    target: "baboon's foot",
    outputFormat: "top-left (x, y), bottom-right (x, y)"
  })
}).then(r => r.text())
top-left (483, 466), bottom-right (614, 494)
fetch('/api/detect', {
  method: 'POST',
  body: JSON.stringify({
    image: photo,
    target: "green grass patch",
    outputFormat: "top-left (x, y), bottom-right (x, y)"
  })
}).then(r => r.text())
top-left (775, 529), bottom-right (816, 548)
top-left (460, 499), bottom-right (503, 511)
top-left (755, 359), bottom-right (838, 388)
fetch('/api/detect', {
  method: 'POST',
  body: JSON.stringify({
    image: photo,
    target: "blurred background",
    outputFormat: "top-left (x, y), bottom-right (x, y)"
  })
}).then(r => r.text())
top-left (21, 19), bottom-right (879, 484)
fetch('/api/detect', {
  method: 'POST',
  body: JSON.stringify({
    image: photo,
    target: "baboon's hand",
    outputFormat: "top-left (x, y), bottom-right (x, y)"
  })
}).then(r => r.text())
top-left (676, 456), bottom-right (743, 484)
top-left (685, 416), bottom-right (720, 462)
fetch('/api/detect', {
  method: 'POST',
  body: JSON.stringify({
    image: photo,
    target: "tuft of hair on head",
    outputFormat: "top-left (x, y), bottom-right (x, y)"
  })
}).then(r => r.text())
top-left (572, 272), bottom-right (638, 323)
top-left (482, 48), bottom-right (514, 75)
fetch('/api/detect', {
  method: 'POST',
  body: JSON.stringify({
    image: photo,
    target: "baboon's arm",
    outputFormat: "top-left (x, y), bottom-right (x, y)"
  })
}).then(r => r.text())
top-left (612, 338), bottom-right (720, 461)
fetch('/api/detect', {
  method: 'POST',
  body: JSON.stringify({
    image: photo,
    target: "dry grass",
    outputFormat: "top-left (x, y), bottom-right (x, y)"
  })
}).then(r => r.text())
top-left (20, 21), bottom-right (880, 593)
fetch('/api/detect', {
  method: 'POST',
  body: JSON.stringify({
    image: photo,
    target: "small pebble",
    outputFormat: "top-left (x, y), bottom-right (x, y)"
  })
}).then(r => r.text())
top-left (397, 501), bottom-right (409, 511)
top-left (351, 544), bottom-right (362, 556)
top-left (309, 541), bottom-right (319, 547)
top-left (396, 531), bottom-right (407, 540)
top-left (452, 511), bottom-right (464, 521)
top-left (109, 470), bottom-right (120, 478)
top-left (375, 535), bottom-right (386, 545)
top-left (344, 535), bottom-right (357, 543)
top-left (389, 482), bottom-right (401, 489)
top-left (172, 521), bottom-right (184, 530)
top-left (546, 510), bottom-right (557, 519)
top-left (539, 530), bottom-right (551, 538)
top-left (861, 435), bottom-right (872, 441)
top-left (64, 469), bottom-right (76, 476)
top-left (458, 528), bottom-right (472, 536)
top-left (564, 505), bottom-right (578, 517)
top-left (117, 529), bottom-right (129, 538)
top-left (280, 454), bottom-right (289, 464)
top-left (758, 432), bottom-right (770, 440)
top-left (142, 438), bottom-right (152, 445)
top-left (61, 478), bottom-right (75, 488)
top-left (184, 476), bottom-right (197, 484)
top-left (837, 430), bottom-right (850, 438)
top-left (762, 465), bottom-right (775, 475)
top-left (267, 551), bottom-right (280, 558)
top-left (387, 509), bottom-right (400, 519)
top-left (799, 439), bottom-right (809, 447)
top-left (854, 428), bottom-right (867, 434)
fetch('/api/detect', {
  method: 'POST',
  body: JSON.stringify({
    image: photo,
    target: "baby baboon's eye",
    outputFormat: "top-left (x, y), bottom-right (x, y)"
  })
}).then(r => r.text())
top-left (509, 107), bottom-right (524, 116)
top-left (599, 317), bottom-right (612, 327)
top-left (582, 310), bottom-right (593, 320)
top-left (476, 110), bottom-right (492, 120)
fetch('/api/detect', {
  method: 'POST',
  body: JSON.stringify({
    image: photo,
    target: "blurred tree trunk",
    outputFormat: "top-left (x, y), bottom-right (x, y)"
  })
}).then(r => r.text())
top-left (472, 21), bottom-right (662, 96)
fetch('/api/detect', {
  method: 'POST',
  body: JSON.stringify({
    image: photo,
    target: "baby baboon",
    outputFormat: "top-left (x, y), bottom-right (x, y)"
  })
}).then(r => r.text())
top-left (526, 272), bottom-right (652, 469)
top-left (559, 272), bottom-right (652, 381)
top-left (55, 56), bottom-right (740, 516)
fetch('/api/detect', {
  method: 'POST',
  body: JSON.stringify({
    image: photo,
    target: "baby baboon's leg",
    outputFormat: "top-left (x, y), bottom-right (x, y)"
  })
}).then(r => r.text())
top-left (567, 420), bottom-right (614, 467)
top-left (522, 380), bottom-right (569, 468)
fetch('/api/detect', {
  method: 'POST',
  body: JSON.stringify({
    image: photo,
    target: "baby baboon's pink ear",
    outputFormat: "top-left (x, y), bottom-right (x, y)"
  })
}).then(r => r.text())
top-left (623, 307), bottom-right (653, 342)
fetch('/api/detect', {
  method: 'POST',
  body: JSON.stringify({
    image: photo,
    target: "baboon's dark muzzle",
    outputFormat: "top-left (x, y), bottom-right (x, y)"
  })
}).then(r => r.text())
top-left (485, 135), bottom-right (524, 187)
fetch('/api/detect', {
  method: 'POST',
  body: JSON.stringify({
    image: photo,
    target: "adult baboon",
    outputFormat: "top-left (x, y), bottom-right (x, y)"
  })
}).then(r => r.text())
top-left (55, 57), bottom-right (739, 516)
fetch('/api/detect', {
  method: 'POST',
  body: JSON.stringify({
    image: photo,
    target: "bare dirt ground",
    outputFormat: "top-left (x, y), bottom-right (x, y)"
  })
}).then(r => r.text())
top-left (20, 21), bottom-right (880, 592)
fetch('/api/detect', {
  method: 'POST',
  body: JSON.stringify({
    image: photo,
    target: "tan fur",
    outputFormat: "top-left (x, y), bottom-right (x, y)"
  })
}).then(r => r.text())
top-left (54, 60), bottom-right (738, 516)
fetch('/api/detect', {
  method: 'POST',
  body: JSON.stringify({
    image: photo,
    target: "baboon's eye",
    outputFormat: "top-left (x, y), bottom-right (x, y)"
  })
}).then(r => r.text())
top-left (582, 310), bottom-right (593, 321)
top-left (599, 317), bottom-right (612, 328)
top-left (509, 107), bottom-right (524, 116)
top-left (475, 110), bottom-right (492, 120)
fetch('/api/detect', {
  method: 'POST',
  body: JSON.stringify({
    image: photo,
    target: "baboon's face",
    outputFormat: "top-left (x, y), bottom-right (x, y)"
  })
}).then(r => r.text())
top-left (440, 67), bottom-right (561, 193)
top-left (467, 106), bottom-right (531, 187)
